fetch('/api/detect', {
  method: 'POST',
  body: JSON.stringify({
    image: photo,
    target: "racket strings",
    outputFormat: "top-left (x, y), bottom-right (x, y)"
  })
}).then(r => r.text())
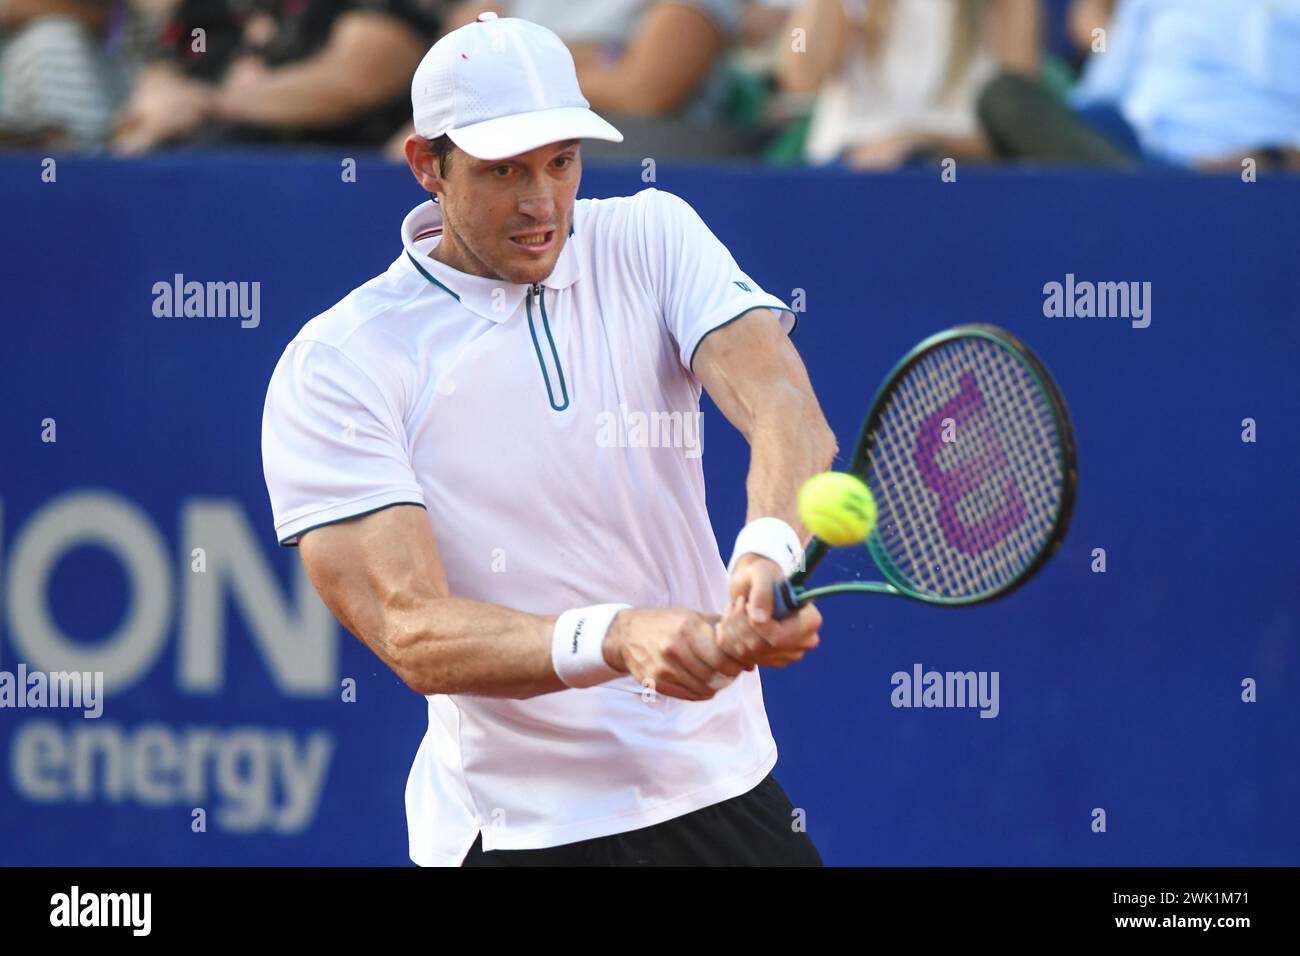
top-left (866, 337), bottom-right (1066, 599)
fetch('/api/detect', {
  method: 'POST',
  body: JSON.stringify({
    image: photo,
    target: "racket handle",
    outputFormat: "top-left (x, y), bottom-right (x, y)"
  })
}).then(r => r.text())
top-left (771, 580), bottom-right (802, 620)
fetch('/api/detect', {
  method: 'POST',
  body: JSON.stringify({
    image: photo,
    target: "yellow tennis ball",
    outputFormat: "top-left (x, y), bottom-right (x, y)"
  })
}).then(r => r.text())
top-left (798, 472), bottom-right (876, 547)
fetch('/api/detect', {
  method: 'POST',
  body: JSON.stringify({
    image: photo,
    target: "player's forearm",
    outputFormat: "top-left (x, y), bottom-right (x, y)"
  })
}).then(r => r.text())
top-left (299, 507), bottom-right (598, 700)
top-left (383, 597), bottom-right (567, 699)
top-left (743, 385), bottom-right (839, 541)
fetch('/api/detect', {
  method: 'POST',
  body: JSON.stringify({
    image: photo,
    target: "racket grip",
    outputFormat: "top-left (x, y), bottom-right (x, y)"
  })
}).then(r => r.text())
top-left (771, 580), bottom-right (801, 620)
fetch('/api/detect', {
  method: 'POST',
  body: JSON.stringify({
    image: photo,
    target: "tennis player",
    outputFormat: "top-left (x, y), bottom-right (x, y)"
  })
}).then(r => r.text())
top-left (261, 13), bottom-right (838, 866)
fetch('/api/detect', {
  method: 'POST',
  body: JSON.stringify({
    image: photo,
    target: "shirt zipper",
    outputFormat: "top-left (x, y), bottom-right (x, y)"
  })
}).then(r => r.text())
top-left (525, 282), bottom-right (570, 412)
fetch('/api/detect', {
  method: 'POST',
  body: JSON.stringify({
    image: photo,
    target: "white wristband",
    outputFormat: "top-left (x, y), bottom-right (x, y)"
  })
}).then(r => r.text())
top-left (727, 517), bottom-right (803, 578)
top-left (551, 603), bottom-right (631, 688)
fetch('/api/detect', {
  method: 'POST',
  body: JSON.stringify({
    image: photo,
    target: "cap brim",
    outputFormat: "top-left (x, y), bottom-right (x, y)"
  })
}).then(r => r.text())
top-left (446, 106), bottom-right (624, 161)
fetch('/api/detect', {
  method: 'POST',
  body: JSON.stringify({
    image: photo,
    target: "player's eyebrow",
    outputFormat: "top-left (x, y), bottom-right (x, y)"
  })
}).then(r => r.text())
top-left (478, 141), bottom-right (580, 169)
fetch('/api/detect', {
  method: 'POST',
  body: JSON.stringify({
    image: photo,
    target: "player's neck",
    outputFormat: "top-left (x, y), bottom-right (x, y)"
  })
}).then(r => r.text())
top-left (429, 228), bottom-right (501, 281)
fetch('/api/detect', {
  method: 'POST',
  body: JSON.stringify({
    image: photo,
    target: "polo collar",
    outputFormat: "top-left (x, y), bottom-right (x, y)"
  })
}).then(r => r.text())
top-left (400, 198), bottom-right (579, 322)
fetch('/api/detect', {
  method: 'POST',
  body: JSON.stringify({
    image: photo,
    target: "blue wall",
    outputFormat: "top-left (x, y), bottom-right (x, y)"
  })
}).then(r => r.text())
top-left (1, 153), bottom-right (1296, 865)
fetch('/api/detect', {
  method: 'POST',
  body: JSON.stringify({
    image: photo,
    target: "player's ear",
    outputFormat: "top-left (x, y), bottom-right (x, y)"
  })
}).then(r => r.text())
top-left (409, 134), bottom-right (447, 199)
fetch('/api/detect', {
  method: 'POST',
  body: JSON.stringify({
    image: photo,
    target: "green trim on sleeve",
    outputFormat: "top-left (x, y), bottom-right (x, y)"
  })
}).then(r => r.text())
top-left (688, 305), bottom-right (799, 373)
top-left (279, 501), bottom-right (427, 547)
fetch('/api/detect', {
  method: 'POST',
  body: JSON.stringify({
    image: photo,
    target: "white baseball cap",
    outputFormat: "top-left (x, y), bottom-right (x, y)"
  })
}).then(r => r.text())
top-left (411, 12), bottom-right (624, 161)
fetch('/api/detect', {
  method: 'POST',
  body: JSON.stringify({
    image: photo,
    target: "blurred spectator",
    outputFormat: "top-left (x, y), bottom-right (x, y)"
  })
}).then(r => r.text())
top-left (980, 0), bottom-right (1300, 169)
top-left (112, 0), bottom-right (445, 154)
top-left (739, 0), bottom-right (789, 47)
top-left (1065, 0), bottom-right (1108, 58)
top-left (0, 0), bottom-right (122, 149)
top-left (385, 0), bottom-right (758, 162)
top-left (776, 0), bottom-right (1041, 169)
top-left (724, 0), bottom-right (824, 163)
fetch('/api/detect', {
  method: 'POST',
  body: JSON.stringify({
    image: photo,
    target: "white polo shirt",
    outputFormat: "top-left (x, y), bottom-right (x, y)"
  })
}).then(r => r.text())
top-left (261, 186), bottom-right (796, 866)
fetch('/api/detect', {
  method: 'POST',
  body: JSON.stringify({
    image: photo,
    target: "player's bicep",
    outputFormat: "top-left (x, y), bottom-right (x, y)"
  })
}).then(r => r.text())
top-left (636, 188), bottom-right (795, 371)
top-left (692, 307), bottom-right (818, 440)
top-left (298, 503), bottom-right (448, 688)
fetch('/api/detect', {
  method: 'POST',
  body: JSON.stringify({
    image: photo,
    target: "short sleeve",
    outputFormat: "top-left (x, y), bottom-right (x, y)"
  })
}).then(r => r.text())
top-left (261, 339), bottom-right (426, 546)
top-left (636, 188), bottom-right (796, 373)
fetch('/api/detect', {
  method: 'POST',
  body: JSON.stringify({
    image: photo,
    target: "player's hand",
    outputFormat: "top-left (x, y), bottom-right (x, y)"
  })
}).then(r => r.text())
top-left (718, 554), bottom-right (821, 668)
top-left (603, 608), bottom-right (747, 701)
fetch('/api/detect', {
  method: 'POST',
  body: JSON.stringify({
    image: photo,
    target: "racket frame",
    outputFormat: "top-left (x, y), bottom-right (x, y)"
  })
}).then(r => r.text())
top-left (786, 323), bottom-right (1078, 608)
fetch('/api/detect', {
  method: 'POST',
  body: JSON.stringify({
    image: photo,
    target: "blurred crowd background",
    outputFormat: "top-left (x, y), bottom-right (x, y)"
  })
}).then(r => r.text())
top-left (1, 0), bottom-right (1297, 170)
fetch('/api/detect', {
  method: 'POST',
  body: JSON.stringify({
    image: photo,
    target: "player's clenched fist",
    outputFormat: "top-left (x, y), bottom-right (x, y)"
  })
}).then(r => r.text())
top-left (603, 608), bottom-right (748, 701)
top-left (719, 554), bottom-right (822, 668)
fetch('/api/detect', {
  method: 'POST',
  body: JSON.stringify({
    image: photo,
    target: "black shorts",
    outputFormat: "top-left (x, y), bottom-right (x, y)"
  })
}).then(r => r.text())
top-left (460, 773), bottom-right (823, 866)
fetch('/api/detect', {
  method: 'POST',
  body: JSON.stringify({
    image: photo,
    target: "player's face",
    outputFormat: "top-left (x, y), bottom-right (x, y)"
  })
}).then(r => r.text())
top-left (436, 139), bottom-right (582, 286)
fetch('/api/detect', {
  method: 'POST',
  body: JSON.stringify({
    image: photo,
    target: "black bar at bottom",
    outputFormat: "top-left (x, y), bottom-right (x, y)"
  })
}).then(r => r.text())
top-left (0, 866), bottom-right (1282, 939)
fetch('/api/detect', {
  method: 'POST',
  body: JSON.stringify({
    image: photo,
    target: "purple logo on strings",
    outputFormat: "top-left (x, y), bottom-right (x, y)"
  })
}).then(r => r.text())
top-left (913, 372), bottom-right (1026, 555)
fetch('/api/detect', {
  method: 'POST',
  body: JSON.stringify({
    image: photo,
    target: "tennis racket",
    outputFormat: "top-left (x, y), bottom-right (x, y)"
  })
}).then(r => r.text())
top-left (773, 324), bottom-right (1077, 616)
